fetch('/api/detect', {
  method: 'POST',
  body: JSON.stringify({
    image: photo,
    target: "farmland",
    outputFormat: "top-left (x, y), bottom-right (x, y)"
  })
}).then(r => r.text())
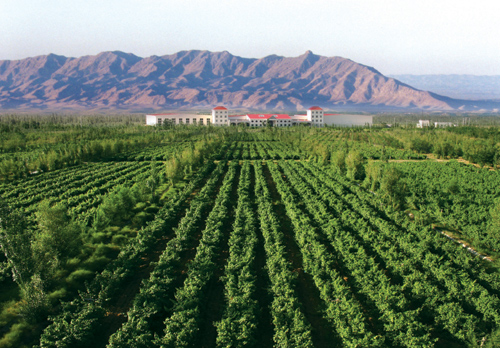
top-left (1, 118), bottom-right (500, 347)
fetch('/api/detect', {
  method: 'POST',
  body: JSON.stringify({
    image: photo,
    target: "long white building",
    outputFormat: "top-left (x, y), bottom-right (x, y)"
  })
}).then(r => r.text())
top-left (146, 106), bottom-right (372, 127)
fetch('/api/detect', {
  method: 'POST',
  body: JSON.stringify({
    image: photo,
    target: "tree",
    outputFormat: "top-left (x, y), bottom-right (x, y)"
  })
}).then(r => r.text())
top-left (331, 150), bottom-right (346, 175)
top-left (0, 202), bottom-right (34, 284)
top-left (0, 202), bottom-right (52, 322)
top-left (20, 274), bottom-right (50, 323)
top-left (380, 167), bottom-right (406, 209)
top-left (33, 200), bottom-right (83, 270)
top-left (364, 161), bottom-right (383, 191)
top-left (346, 150), bottom-right (365, 180)
top-left (146, 162), bottom-right (161, 204)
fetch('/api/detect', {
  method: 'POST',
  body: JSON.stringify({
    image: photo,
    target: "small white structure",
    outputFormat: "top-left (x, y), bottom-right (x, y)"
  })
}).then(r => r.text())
top-left (417, 120), bottom-right (431, 128)
top-left (434, 122), bottom-right (456, 128)
top-left (146, 106), bottom-right (372, 127)
top-left (323, 113), bottom-right (373, 127)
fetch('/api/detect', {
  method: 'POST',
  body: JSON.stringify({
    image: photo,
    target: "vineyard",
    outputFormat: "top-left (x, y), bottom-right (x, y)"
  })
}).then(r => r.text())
top-left (1, 123), bottom-right (500, 347)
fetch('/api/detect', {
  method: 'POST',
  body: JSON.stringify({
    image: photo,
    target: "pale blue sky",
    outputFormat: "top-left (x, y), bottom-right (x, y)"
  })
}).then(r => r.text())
top-left (1, 0), bottom-right (499, 75)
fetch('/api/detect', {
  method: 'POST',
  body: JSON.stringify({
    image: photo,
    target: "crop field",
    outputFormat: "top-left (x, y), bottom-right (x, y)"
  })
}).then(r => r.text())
top-left (1, 122), bottom-right (500, 347)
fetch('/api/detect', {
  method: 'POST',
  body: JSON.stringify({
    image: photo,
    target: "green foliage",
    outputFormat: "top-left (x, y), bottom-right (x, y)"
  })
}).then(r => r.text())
top-left (330, 150), bottom-right (346, 174)
top-left (92, 186), bottom-right (138, 230)
top-left (379, 166), bottom-right (406, 209)
top-left (0, 322), bottom-right (30, 348)
top-left (66, 269), bottom-right (94, 289)
top-left (346, 150), bottom-right (365, 180)
top-left (3, 122), bottom-right (500, 347)
top-left (409, 137), bottom-right (432, 153)
top-left (19, 274), bottom-right (49, 324)
top-left (483, 327), bottom-right (500, 348)
top-left (363, 160), bottom-right (383, 191)
top-left (0, 203), bottom-right (33, 284)
top-left (38, 301), bottom-right (106, 348)
top-left (34, 201), bottom-right (83, 270)
top-left (489, 198), bottom-right (500, 242)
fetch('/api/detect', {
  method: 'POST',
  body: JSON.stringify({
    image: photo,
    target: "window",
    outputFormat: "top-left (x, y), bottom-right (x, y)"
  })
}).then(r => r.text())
top-left (186, 118), bottom-right (190, 124)
top-left (178, 118), bottom-right (182, 124)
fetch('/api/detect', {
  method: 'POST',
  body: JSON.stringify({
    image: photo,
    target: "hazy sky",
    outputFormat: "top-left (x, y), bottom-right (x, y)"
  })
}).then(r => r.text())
top-left (1, 0), bottom-right (499, 75)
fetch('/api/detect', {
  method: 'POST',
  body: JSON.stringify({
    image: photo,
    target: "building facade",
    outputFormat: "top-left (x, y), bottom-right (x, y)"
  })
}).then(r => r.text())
top-left (146, 106), bottom-right (372, 127)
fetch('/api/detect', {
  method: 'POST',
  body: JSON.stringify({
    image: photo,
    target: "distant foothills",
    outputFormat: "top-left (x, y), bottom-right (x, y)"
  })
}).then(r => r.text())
top-left (0, 50), bottom-right (499, 113)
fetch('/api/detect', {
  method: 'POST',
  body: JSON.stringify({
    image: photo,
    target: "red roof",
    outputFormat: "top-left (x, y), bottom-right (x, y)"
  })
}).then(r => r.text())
top-left (308, 106), bottom-right (323, 110)
top-left (247, 114), bottom-right (291, 120)
top-left (213, 106), bottom-right (228, 110)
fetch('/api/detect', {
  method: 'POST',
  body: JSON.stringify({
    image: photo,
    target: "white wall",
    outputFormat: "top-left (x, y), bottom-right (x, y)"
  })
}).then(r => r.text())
top-left (146, 115), bottom-right (158, 125)
top-left (323, 114), bottom-right (372, 127)
top-left (212, 109), bottom-right (229, 126)
top-left (146, 114), bottom-right (212, 125)
top-left (307, 109), bottom-right (324, 126)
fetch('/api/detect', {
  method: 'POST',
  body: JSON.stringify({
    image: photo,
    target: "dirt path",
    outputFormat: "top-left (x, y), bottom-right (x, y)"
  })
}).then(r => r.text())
top-left (249, 164), bottom-right (274, 348)
top-left (386, 153), bottom-right (497, 170)
top-left (436, 229), bottom-right (493, 262)
top-left (198, 165), bottom-right (241, 348)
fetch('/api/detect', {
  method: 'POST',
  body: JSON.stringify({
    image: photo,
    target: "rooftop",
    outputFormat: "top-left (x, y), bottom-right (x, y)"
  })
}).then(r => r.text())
top-left (247, 114), bottom-right (291, 120)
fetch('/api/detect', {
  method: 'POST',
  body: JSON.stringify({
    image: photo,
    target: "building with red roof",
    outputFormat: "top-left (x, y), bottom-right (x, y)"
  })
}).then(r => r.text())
top-left (146, 105), bottom-right (372, 127)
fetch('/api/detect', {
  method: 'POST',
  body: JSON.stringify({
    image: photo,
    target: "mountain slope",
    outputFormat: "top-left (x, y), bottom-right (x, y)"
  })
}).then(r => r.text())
top-left (390, 74), bottom-right (500, 101)
top-left (0, 50), bottom-right (496, 111)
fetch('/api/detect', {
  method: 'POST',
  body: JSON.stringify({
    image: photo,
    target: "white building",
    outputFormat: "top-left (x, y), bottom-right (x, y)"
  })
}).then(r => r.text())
top-left (307, 106), bottom-right (324, 126)
top-left (145, 113), bottom-right (212, 126)
top-left (323, 113), bottom-right (373, 127)
top-left (434, 122), bottom-right (456, 128)
top-left (417, 120), bottom-right (431, 128)
top-left (212, 106), bottom-right (229, 126)
top-left (228, 113), bottom-right (300, 127)
top-left (146, 106), bottom-right (372, 127)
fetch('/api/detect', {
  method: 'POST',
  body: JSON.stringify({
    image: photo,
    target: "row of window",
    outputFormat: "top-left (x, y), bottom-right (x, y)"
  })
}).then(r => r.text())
top-left (157, 118), bottom-right (211, 125)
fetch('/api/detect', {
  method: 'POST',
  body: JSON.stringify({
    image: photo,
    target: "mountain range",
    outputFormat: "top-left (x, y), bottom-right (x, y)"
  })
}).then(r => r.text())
top-left (389, 74), bottom-right (500, 101)
top-left (0, 50), bottom-right (498, 112)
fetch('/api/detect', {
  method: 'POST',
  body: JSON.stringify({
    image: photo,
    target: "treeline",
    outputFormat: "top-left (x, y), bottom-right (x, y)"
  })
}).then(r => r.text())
top-left (0, 138), bottom-right (157, 181)
top-left (0, 113), bottom-right (144, 131)
top-left (374, 114), bottom-right (500, 127)
top-left (403, 130), bottom-right (499, 167)
top-left (0, 124), bottom-right (231, 181)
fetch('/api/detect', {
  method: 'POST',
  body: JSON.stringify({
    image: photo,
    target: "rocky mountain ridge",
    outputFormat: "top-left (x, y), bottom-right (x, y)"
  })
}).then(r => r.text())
top-left (390, 74), bottom-right (500, 101)
top-left (0, 50), bottom-right (498, 111)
